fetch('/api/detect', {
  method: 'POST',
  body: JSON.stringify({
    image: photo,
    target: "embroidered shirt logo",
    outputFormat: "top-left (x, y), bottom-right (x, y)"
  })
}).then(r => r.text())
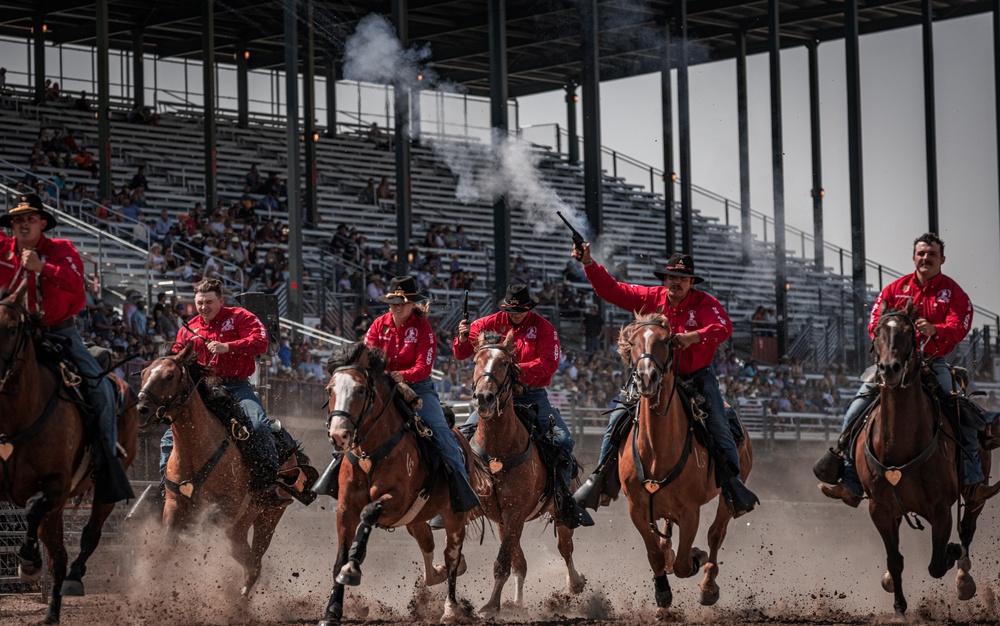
top-left (526, 326), bottom-right (537, 339)
top-left (687, 311), bottom-right (697, 327)
top-left (221, 318), bottom-right (235, 332)
top-left (937, 289), bottom-right (951, 304)
top-left (405, 327), bottom-right (418, 342)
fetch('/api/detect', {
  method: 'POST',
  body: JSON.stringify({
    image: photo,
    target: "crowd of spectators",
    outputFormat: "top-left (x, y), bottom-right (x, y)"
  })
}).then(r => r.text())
top-left (75, 290), bottom-right (186, 365)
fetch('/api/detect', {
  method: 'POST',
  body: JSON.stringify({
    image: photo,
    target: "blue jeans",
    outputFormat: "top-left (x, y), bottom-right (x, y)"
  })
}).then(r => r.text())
top-left (462, 387), bottom-right (575, 485)
top-left (159, 380), bottom-right (278, 480)
top-left (839, 357), bottom-right (982, 496)
top-left (597, 366), bottom-right (738, 472)
top-left (410, 378), bottom-right (470, 479)
top-left (53, 327), bottom-right (117, 454)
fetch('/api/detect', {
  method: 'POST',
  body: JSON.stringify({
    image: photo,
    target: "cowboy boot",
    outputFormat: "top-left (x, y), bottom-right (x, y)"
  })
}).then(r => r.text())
top-left (555, 465), bottom-right (595, 529)
top-left (962, 480), bottom-right (1000, 502)
top-left (721, 475), bottom-right (759, 518)
top-left (444, 462), bottom-right (480, 514)
top-left (819, 483), bottom-right (863, 508)
top-left (573, 451), bottom-right (620, 511)
top-left (93, 443), bottom-right (135, 505)
top-left (312, 453), bottom-right (343, 499)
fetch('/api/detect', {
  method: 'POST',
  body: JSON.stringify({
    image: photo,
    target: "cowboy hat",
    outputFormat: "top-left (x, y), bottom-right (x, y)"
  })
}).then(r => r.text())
top-left (653, 253), bottom-right (704, 284)
top-left (498, 283), bottom-right (538, 312)
top-left (0, 194), bottom-right (58, 231)
top-left (378, 275), bottom-right (427, 304)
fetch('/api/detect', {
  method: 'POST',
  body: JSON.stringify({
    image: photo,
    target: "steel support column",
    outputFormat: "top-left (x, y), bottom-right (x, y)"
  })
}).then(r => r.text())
top-left (768, 0), bottom-right (788, 359)
top-left (661, 22), bottom-right (675, 256)
top-left (736, 29), bottom-right (752, 264)
top-left (566, 83), bottom-right (579, 165)
top-left (132, 28), bottom-right (144, 108)
top-left (325, 55), bottom-right (337, 135)
top-left (237, 43), bottom-right (249, 128)
top-left (677, 0), bottom-right (693, 254)
top-left (96, 1), bottom-right (111, 200)
top-left (845, 0), bottom-right (869, 371)
top-left (33, 13), bottom-right (45, 104)
top-left (922, 0), bottom-right (939, 233)
top-left (581, 0), bottom-right (603, 239)
top-left (202, 1), bottom-right (217, 212)
top-left (995, 0), bottom-right (1000, 254)
top-left (808, 41), bottom-right (824, 272)
top-left (489, 0), bottom-right (510, 297)
top-left (303, 0), bottom-right (318, 226)
top-left (284, 0), bottom-right (304, 323)
top-left (393, 0), bottom-right (413, 278)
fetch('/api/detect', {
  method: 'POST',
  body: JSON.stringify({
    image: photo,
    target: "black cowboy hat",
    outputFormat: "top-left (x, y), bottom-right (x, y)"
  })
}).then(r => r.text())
top-left (378, 275), bottom-right (427, 304)
top-left (498, 283), bottom-right (538, 312)
top-left (653, 252), bottom-right (704, 284)
top-left (0, 194), bottom-right (57, 232)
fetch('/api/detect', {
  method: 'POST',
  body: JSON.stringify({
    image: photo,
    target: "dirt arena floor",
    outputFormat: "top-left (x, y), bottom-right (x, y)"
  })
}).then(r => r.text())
top-left (3, 439), bottom-right (999, 625)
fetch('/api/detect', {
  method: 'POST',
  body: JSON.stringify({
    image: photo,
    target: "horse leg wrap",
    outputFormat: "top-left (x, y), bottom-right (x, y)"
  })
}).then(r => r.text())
top-left (337, 501), bottom-right (383, 586)
top-left (653, 573), bottom-right (672, 608)
top-left (322, 584), bottom-right (345, 623)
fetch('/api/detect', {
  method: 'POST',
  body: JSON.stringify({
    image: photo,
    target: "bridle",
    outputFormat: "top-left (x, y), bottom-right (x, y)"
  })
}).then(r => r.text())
top-left (872, 310), bottom-right (924, 389)
top-left (137, 357), bottom-right (201, 425)
top-left (473, 343), bottom-right (515, 420)
top-left (0, 301), bottom-right (30, 395)
top-left (326, 364), bottom-right (388, 449)
top-left (627, 321), bottom-right (675, 397)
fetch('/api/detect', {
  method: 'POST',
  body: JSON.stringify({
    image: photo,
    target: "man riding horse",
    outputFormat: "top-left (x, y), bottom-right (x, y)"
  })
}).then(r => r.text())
top-left (454, 283), bottom-right (594, 529)
top-left (0, 193), bottom-right (133, 504)
top-left (571, 247), bottom-right (759, 518)
top-left (159, 277), bottom-right (292, 506)
top-left (818, 232), bottom-right (1000, 506)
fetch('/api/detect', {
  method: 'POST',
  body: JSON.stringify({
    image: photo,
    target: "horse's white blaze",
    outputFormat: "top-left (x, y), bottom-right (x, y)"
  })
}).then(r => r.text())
top-left (886, 319), bottom-right (898, 328)
top-left (330, 373), bottom-right (358, 413)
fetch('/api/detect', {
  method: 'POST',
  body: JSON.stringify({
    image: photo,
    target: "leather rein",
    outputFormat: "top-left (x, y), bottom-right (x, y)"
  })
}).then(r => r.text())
top-left (470, 343), bottom-right (532, 474)
top-left (327, 364), bottom-right (401, 474)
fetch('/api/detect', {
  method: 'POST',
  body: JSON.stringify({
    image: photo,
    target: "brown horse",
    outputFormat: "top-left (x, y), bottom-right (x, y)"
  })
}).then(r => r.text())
top-left (321, 343), bottom-right (473, 625)
top-left (617, 313), bottom-right (752, 615)
top-left (855, 302), bottom-right (991, 615)
top-left (470, 331), bottom-right (585, 614)
top-left (0, 281), bottom-right (138, 624)
top-left (136, 342), bottom-right (304, 597)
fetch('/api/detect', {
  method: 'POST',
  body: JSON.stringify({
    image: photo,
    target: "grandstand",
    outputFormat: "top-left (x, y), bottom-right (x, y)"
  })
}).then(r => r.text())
top-left (1, 89), bottom-right (998, 377)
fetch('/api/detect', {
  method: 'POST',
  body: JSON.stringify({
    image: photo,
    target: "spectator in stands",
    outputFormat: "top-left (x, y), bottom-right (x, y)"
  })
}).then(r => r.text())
top-left (74, 147), bottom-right (98, 178)
top-left (511, 254), bottom-right (530, 282)
top-left (130, 165), bottom-right (149, 191)
top-left (376, 176), bottom-right (395, 202)
top-left (366, 274), bottom-right (385, 303)
top-left (91, 301), bottom-right (114, 343)
top-left (537, 282), bottom-right (556, 306)
top-left (132, 217), bottom-right (151, 249)
top-left (454, 225), bottom-right (474, 251)
top-left (63, 129), bottom-right (79, 154)
top-left (352, 306), bottom-right (373, 339)
top-left (74, 90), bottom-right (90, 112)
top-left (367, 122), bottom-right (391, 149)
top-left (563, 259), bottom-right (586, 283)
top-left (127, 104), bottom-right (145, 124)
top-left (44, 81), bottom-right (61, 102)
top-left (147, 243), bottom-right (166, 273)
top-left (582, 303), bottom-right (604, 355)
top-left (151, 208), bottom-right (174, 243)
top-left (130, 299), bottom-right (148, 336)
top-left (245, 165), bottom-right (262, 193)
top-left (358, 178), bottom-right (376, 204)
top-left (441, 226), bottom-right (457, 248)
top-left (142, 106), bottom-right (161, 126)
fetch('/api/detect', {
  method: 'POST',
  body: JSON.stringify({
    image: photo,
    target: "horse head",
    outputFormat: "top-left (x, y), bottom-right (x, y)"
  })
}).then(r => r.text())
top-left (472, 330), bottom-right (520, 420)
top-left (136, 342), bottom-right (198, 427)
top-left (619, 312), bottom-right (674, 398)
top-left (0, 278), bottom-right (33, 392)
top-left (325, 342), bottom-right (383, 451)
top-left (872, 301), bottom-right (921, 388)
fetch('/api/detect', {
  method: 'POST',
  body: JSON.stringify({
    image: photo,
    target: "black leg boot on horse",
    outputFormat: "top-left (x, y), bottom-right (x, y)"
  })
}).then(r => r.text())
top-left (574, 404), bottom-right (634, 511)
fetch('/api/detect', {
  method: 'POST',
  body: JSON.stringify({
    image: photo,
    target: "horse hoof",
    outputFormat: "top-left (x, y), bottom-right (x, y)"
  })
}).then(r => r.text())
top-left (478, 602), bottom-right (499, 616)
top-left (42, 613), bottom-right (60, 625)
top-left (699, 583), bottom-right (720, 606)
top-left (881, 571), bottom-right (894, 593)
top-left (18, 562), bottom-right (42, 583)
top-left (239, 585), bottom-right (252, 598)
top-left (957, 572), bottom-right (977, 601)
top-left (655, 607), bottom-right (681, 622)
top-left (441, 600), bottom-right (464, 623)
top-left (335, 562), bottom-right (362, 587)
top-left (569, 573), bottom-right (586, 594)
top-left (318, 620), bottom-right (340, 626)
top-left (424, 564), bottom-right (447, 587)
top-left (60, 579), bottom-right (84, 596)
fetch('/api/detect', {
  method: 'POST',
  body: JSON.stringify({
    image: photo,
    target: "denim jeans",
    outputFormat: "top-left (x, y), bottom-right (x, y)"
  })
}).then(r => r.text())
top-left (839, 357), bottom-right (982, 495)
top-left (462, 387), bottom-right (575, 484)
top-left (53, 327), bottom-right (117, 453)
top-left (410, 378), bottom-right (469, 478)
top-left (159, 380), bottom-right (278, 480)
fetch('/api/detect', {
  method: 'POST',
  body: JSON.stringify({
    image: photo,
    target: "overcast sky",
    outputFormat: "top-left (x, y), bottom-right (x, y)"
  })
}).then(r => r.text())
top-left (518, 13), bottom-right (1000, 324)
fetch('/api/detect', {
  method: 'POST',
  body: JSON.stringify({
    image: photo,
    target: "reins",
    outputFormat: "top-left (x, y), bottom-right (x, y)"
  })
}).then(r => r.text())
top-left (327, 364), bottom-right (400, 472)
top-left (473, 343), bottom-right (515, 421)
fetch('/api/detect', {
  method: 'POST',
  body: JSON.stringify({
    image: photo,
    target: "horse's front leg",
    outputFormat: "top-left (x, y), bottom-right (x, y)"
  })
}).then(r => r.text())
top-left (17, 490), bottom-right (53, 583)
top-left (406, 519), bottom-right (446, 586)
top-left (36, 503), bottom-right (69, 625)
top-left (336, 496), bottom-right (390, 586)
top-left (440, 511), bottom-right (468, 624)
top-left (62, 502), bottom-right (115, 597)
top-left (625, 495), bottom-right (672, 610)
top-left (243, 505), bottom-right (287, 597)
top-left (320, 505), bottom-right (360, 626)
top-left (699, 497), bottom-right (732, 606)
top-left (870, 503), bottom-right (907, 615)
top-left (669, 507), bottom-right (705, 580)
top-left (480, 517), bottom-right (520, 615)
top-left (556, 524), bottom-right (586, 595)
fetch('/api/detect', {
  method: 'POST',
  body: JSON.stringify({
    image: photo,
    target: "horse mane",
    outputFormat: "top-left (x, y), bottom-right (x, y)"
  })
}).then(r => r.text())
top-left (326, 341), bottom-right (394, 387)
top-left (617, 312), bottom-right (670, 362)
top-left (476, 330), bottom-right (525, 395)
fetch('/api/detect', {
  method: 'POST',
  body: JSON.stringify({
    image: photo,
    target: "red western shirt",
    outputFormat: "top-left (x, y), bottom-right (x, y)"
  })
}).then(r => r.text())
top-left (364, 312), bottom-right (436, 384)
top-left (868, 272), bottom-right (972, 359)
top-left (584, 262), bottom-right (731, 375)
top-left (452, 310), bottom-right (560, 387)
top-left (174, 306), bottom-right (268, 378)
top-left (0, 233), bottom-right (86, 327)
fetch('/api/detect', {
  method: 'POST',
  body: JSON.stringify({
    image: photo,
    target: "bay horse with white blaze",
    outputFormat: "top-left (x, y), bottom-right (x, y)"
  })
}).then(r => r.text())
top-left (618, 313), bottom-right (752, 615)
top-left (320, 343), bottom-right (474, 625)
top-left (136, 342), bottom-right (307, 598)
top-left (856, 302), bottom-right (992, 615)
top-left (0, 280), bottom-right (138, 624)
top-left (470, 331), bottom-right (585, 614)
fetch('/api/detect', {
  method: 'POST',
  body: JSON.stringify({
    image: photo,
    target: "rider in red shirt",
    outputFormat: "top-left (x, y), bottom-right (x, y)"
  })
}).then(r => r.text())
top-left (452, 284), bottom-right (594, 529)
top-left (0, 194), bottom-right (133, 503)
top-left (572, 245), bottom-right (759, 518)
top-left (158, 278), bottom-right (282, 500)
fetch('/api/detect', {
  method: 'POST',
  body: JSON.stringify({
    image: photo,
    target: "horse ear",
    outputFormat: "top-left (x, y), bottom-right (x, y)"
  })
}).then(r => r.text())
top-left (176, 341), bottom-right (195, 361)
top-left (878, 299), bottom-right (889, 315)
top-left (903, 300), bottom-right (918, 318)
top-left (4, 276), bottom-right (29, 306)
top-left (503, 329), bottom-right (515, 350)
